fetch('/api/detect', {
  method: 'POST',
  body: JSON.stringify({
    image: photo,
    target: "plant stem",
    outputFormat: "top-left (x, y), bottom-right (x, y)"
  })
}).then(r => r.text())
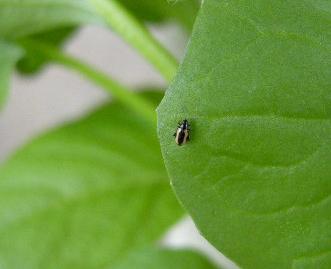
top-left (89, 0), bottom-right (178, 82)
top-left (19, 39), bottom-right (156, 124)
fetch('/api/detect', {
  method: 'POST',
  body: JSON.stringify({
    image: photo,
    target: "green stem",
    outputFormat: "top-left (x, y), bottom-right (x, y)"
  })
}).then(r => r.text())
top-left (89, 0), bottom-right (178, 82)
top-left (19, 39), bottom-right (156, 124)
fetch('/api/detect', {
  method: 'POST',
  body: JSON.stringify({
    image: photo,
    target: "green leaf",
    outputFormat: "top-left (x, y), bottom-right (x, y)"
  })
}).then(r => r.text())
top-left (0, 0), bottom-right (183, 82)
top-left (0, 91), bottom-right (183, 269)
top-left (16, 26), bottom-right (76, 74)
top-left (0, 0), bottom-right (198, 40)
top-left (0, 40), bottom-right (22, 108)
top-left (119, 0), bottom-right (200, 30)
top-left (13, 0), bottom-right (200, 76)
top-left (0, 0), bottom-right (101, 39)
top-left (157, 1), bottom-right (331, 269)
top-left (112, 247), bottom-right (219, 269)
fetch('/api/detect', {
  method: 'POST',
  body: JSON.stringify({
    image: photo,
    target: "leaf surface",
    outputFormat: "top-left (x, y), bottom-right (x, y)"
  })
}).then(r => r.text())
top-left (157, 1), bottom-right (331, 268)
top-left (0, 92), bottom-right (183, 269)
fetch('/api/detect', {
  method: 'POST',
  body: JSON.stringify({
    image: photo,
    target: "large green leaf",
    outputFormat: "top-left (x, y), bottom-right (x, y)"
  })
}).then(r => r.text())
top-left (113, 247), bottom-right (219, 269)
top-left (0, 40), bottom-right (22, 108)
top-left (157, 1), bottom-right (331, 268)
top-left (0, 92), bottom-right (183, 269)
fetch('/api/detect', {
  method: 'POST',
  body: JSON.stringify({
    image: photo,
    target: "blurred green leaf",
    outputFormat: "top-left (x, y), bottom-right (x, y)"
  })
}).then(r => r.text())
top-left (0, 1), bottom-right (101, 39)
top-left (158, 0), bottom-right (331, 268)
top-left (0, 0), bottom-right (198, 40)
top-left (16, 27), bottom-right (76, 74)
top-left (0, 91), bottom-right (183, 269)
top-left (0, 1), bottom-right (99, 80)
top-left (1, 0), bottom-right (199, 77)
top-left (120, 0), bottom-right (200, 30)
top-left (112, 247), bottom-right (219, 269)
top-left (0, 40), bottom-right (22, 109)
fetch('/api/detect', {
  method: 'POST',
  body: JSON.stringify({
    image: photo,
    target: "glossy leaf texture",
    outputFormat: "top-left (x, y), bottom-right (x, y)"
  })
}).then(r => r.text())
top-left (112, 247), bottom-right (219, 269)
top-left (0, 92), bottom-right (183, 269)
top-left (0, 40), bottom-right (22, 108)
top-left (157, 1), bottom-right (331, 268)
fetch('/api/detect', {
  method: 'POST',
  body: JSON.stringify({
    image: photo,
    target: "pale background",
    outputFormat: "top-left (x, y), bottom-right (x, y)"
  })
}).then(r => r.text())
top-left (0, 24), bottom-right (238, 269)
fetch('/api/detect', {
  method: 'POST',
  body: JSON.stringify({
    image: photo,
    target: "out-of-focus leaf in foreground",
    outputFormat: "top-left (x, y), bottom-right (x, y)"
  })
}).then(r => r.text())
top-left (0, 92), bottom-right (183, 269)
top-left (112, 247), bottom-right (219, 269)
top-left (158, 0), bottom-right (331, 268)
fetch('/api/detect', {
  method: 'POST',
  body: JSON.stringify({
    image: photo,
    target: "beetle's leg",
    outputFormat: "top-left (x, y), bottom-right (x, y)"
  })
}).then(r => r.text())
top-left (173, 132), bottom-right (176, 137)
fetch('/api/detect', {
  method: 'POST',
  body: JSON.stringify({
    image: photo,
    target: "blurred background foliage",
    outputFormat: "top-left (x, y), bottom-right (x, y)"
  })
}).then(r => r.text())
top-left (0, 1), bottom-right (224, 269)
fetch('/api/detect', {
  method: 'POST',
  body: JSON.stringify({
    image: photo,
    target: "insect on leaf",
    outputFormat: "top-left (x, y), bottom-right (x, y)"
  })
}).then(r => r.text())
top-left (157, 1), bottom-right (331, 268)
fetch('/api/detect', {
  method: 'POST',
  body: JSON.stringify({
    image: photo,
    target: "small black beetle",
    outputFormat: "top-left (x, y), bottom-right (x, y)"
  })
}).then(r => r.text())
top-left (173, 119), bottom-right (190, 146)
